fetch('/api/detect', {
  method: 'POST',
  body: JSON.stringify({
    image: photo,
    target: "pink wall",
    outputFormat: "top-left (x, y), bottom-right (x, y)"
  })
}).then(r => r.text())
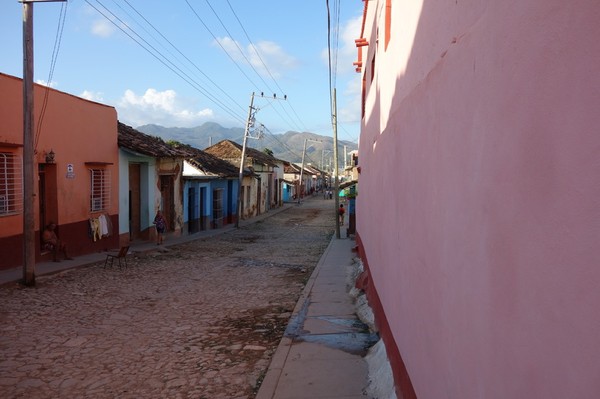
top-left (357, 1), bottom-right (600, 398)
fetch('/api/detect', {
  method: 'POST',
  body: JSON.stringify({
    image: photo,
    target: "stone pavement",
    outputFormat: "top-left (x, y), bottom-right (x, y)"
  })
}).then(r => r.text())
top-left (1, 200), bottom-right (375, 398)
top-left (256, 234), bottom-right (377, 399)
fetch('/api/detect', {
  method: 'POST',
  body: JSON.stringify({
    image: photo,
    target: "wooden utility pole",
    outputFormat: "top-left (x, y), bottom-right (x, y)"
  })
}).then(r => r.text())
top-left (22, 1), bottom-right (35, 285)
top-left (21, 0), bottom-right (67, 286)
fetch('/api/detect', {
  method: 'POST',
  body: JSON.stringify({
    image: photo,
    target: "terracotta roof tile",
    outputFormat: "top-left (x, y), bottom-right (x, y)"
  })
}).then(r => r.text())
top-left (204, 139), bottom-right (279, 167)
top-left (118, 122), bottom-right (188, 158)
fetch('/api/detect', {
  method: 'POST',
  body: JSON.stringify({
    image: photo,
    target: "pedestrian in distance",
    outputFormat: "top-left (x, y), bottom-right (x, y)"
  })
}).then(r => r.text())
top-left (153, 210), bottom-right (167, 245)
top-left (42, 222), bottom-right (73, 262)
top-left (338, 204), bottom-right (345, 225)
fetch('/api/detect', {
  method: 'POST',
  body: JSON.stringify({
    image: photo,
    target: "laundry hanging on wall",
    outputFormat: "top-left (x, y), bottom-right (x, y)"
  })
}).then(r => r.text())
top-left (89, 213), bottom-right (113, 241)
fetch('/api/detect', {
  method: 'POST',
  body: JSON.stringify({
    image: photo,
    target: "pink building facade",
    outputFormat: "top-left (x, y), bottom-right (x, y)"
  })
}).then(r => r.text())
top-left (355, 1), bottom-right (600, 398)
top-left (0, 73), bottom-right (119, 270)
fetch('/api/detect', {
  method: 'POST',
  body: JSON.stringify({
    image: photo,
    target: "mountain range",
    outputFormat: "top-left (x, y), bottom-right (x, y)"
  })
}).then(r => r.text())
top-left (136, 122), bottom-right (358, 166)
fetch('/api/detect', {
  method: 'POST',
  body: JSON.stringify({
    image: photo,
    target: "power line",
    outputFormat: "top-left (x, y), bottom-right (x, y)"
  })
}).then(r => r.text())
top-left (225, 0), bottom-right (310, 133)
top-left (183, 0), bottom-right (262, 92)
top-left (203, 0), bottom-right (275, 94)
top-left (35, 1), bottom-right (68, 151)
top-left (85, 0), bottom-right (247, 124)
top-left (120, 0), bottom-right (247, 115)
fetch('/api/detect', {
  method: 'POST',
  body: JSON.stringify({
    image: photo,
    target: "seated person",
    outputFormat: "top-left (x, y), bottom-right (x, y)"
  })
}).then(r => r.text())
top-left (42, 222), bottom-right (73, 262)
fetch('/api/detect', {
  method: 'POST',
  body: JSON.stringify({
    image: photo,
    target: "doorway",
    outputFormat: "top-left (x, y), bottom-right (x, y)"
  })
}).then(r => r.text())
top-left (128, 163), bottom-right (141, 240)
top-left (160, 175), bottom-right (175, 230)
top-left (38, 163), bottom-right (57, 238)
top-left (200, 186), bottom-right (206, 230)
top-left (188, 186), bottom-right (198, 234)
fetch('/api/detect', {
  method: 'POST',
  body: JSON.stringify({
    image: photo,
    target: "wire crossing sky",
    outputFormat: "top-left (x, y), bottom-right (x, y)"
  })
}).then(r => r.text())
top-left (0, 0), bottom-right (362, 143)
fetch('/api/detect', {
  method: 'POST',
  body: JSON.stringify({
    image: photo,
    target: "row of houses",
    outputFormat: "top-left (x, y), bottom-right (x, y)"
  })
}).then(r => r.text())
top-left (0, 72), bottom-right (327, 271)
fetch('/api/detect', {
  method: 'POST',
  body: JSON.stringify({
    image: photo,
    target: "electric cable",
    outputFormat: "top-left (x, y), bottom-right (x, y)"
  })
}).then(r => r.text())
top-left (35, 1), bottom-right (68, 151)
top-left (183, 0), bottom-right (262, 93)
top-left (86, 0), bottom-right (247, 125)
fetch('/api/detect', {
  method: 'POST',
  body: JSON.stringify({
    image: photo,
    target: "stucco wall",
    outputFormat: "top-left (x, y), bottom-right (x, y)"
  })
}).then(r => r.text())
top-left (118, 150), bottom-right (153, 238)
top-left (0, 73), bottom-right (119, 267)
top-left (357, 1), bottom-right (600, 398)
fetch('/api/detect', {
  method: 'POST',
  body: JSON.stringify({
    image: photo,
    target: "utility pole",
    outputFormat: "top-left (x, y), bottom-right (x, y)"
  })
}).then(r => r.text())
top-left (235, 92), bottom-right (283, 227)
top-left (299, 139), bottom-right (307, 203)
top-left (344, 145), bottom-right (348, 169)
top-left (22, 1), bottom-right (35, 285)
top-left (298, 138), bottom-right (321, 203)
top-left (20, 0), bottom-right (66, 286)
top-left (236, 92), bottom-right (256, 228)
top-left (332, 88), bottom-right (341, 239)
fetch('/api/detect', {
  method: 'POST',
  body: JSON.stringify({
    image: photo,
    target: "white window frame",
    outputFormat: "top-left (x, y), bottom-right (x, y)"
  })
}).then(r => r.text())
top-left (90, 168), bottom-right (111, 212)
top-left (0, 152), bottom-right (23, 216)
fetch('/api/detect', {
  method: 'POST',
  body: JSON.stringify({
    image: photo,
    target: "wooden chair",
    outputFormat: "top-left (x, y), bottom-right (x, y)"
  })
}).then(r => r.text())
top-left (104, 246), bottom-right (130, 269)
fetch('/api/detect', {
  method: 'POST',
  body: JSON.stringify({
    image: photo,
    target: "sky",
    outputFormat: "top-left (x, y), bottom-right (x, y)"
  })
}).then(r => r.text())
top-left (0, 0), bottom-right (363, 143)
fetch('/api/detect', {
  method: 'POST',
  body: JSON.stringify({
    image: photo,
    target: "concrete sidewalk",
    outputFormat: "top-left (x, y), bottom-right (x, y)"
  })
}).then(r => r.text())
top-left (256, 235), bottom-right (377, 399)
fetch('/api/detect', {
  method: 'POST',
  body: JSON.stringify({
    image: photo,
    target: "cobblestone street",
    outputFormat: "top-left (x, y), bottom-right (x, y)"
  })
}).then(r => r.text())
top-left (0, 199), bottom-right (336, 398)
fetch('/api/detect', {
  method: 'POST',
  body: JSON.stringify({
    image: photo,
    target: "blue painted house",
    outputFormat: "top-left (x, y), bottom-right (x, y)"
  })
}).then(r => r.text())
top-left (180, 146), bottom-right (242, 233)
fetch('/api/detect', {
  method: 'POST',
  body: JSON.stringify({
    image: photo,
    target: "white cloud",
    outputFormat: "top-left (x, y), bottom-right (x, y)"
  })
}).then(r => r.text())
top-left (339, 76), bottom-right (362, 124)
top-left (116, 88), bottom-right (214, 128)
top-left (80, 90), bottom-right (104, 102)
top-left (248, 41), bottom-right (299, 78)
top-left (321, 15), bottom-right (363, 75)
top-left (36, 80), bottom-right (58, 88)
top-left (91, 19), bottom-right (115, 37)
top-left (214, 37), bottom-right (298, 79)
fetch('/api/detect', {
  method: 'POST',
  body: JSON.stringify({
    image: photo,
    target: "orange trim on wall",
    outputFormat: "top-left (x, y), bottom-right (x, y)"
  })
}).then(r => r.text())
top-left (385, 0), bottom-right (392, 50)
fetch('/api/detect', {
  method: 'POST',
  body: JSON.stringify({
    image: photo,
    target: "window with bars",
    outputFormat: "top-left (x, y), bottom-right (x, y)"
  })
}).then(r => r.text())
top-left (0, 152), bottom-right (23, 216)
top-left (90, 168), bottom-right (111, 212)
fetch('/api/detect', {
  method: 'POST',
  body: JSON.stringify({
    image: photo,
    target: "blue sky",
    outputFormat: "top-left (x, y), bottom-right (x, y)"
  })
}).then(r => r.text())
top-left (1, 0), bottom-right (363, 143)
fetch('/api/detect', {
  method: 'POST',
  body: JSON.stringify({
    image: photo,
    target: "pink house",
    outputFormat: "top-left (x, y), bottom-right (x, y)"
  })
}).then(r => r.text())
top-left (355, 1), bottom-right (600, 398)
top-left (0, 73), bottom-right (119, 270)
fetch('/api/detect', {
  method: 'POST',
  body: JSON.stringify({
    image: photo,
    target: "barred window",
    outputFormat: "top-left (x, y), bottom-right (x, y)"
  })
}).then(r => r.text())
top-left (90, 168), bottom-right (111, 212)
top-left (0, 152), bottom-right (23, 216)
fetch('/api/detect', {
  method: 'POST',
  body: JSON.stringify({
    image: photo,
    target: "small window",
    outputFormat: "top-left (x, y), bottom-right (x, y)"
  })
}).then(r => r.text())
top-left (90, 168), bottom-right (111, 212)
top-left (0, 152), bottom-right (23, 216)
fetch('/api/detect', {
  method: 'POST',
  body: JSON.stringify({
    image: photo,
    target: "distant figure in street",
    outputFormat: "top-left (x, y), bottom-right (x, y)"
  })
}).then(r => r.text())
top-left (338, 204), bottom-right (345, 225)
top-left (153, 210), bottom-right (167, 245)
top-left (42, 222), bottom-right (73, 262)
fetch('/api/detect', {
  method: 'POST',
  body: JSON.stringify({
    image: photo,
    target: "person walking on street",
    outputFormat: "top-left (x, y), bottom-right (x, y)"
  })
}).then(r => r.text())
top-left (338, 204), bottom-right (345, 225)
top-left (153, 210), bottom-right (167, 245)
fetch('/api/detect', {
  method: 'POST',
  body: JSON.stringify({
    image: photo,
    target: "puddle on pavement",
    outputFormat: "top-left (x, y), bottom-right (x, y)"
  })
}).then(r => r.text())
top-left (284, 299), bottom-right (379, 356)
top-left (298, 331), bottom-right (379, 356)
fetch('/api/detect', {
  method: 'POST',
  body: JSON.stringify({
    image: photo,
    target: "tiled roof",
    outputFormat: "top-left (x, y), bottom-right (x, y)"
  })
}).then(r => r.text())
top-left (205, 139), bottom-right (279, 167)
top-left (171, 143), bottom-right (242, 178)
top-left (284, 163), bottom-right (302, 174)
top-left (117, 122), bottom-right (188, 158)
